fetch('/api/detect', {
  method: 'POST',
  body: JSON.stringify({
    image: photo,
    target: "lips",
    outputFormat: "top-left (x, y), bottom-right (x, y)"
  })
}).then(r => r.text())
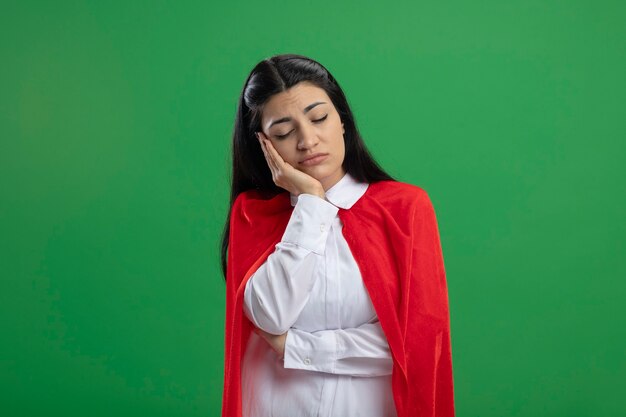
top-left (299, 153), bottom-right (329, 164)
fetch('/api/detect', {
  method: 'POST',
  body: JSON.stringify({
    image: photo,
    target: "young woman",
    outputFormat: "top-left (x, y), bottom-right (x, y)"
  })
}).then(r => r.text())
top-left (220, 53), bottom-right (455, 417)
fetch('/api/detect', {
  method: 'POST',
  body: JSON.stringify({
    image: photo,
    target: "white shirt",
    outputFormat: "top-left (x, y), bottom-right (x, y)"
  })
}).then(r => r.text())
top-left (241, 172), bottom-right (398, 417)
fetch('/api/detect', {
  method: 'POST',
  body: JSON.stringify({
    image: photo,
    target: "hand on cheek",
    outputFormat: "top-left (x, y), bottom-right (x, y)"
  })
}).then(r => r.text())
top-left (255, 131), bottom-right (325, 198)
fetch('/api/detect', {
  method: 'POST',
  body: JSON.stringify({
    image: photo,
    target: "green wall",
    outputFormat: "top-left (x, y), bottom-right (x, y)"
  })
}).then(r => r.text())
top-left (2, 1), bottom-right (624, 416)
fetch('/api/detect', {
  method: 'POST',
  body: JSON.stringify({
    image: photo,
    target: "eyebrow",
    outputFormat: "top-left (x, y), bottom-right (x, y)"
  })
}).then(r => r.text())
top-left (268, 101), bottom-right (326, 129)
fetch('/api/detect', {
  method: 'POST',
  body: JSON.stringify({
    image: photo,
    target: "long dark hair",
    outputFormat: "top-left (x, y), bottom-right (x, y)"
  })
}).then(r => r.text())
top-left (220, 53), bottom-right (396, 281)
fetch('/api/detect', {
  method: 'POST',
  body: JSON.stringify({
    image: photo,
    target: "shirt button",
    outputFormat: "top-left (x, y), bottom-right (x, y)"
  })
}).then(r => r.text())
top-left (320, 223), bottom-right (326, 232)
top-left (304, 357), bottom-right (311, 365)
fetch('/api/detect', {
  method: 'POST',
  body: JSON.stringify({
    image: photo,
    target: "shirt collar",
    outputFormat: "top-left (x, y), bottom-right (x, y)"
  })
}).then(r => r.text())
top-left (290, 172), bottom-right (369, 209)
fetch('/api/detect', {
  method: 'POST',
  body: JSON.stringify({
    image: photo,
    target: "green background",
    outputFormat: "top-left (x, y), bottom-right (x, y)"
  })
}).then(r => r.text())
top-left (2, 1), bottom-right (624, 416)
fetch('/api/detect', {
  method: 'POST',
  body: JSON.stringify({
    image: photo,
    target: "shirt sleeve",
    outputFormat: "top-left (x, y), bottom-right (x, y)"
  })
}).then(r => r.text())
top-left (243, 193), bottom-right (339, 335)
top-left (282, 315), bottom-right (394, 377)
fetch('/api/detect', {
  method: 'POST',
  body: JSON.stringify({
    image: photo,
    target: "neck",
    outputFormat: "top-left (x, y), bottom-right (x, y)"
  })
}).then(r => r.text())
top-left (320, 167), bottom-right (347, 191)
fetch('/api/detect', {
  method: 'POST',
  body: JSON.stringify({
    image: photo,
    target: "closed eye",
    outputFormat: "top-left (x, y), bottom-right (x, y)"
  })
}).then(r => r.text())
top-left (275, 115), bottom-right (328, 139)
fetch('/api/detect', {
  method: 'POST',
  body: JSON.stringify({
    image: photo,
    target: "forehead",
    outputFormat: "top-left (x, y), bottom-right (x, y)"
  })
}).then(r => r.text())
top-left (262, 83), bottom-right (330, 127)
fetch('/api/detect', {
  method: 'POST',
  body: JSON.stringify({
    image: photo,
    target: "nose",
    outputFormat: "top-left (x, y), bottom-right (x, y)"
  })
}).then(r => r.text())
top-left (296, 123), bottom-right (320, 150)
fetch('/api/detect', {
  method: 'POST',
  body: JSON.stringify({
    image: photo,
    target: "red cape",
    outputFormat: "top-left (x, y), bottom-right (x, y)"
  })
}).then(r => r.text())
top-left (222, 180), bottom-right (455, 417)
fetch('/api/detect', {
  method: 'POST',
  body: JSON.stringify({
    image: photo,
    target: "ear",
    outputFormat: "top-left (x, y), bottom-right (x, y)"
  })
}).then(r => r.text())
top-left (342, 122), bottom-right (345, 134)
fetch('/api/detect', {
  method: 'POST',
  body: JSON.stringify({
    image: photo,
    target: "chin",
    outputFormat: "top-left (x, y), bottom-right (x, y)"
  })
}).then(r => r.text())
top-left (313, 165), bottom-right (342, 181)
top-left (302, 163), bottom-right (331, 174)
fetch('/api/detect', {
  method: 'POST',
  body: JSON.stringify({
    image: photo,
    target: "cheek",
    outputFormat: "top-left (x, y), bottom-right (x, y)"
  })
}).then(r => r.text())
top-left (332, 131), bottom-right (345, 154)
top-left (272, 143), bottom-right (296, 164)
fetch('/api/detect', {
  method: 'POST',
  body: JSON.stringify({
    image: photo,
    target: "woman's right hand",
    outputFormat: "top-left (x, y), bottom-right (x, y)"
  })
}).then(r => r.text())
top-left (256, 131), bottom-right (326, 199)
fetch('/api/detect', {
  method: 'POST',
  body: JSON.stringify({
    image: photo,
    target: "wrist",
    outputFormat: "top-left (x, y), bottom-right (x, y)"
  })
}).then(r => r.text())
top-left (298, 188), bottom-right (325, 200)
top-left (312, 187), bottom-right (326, 200)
